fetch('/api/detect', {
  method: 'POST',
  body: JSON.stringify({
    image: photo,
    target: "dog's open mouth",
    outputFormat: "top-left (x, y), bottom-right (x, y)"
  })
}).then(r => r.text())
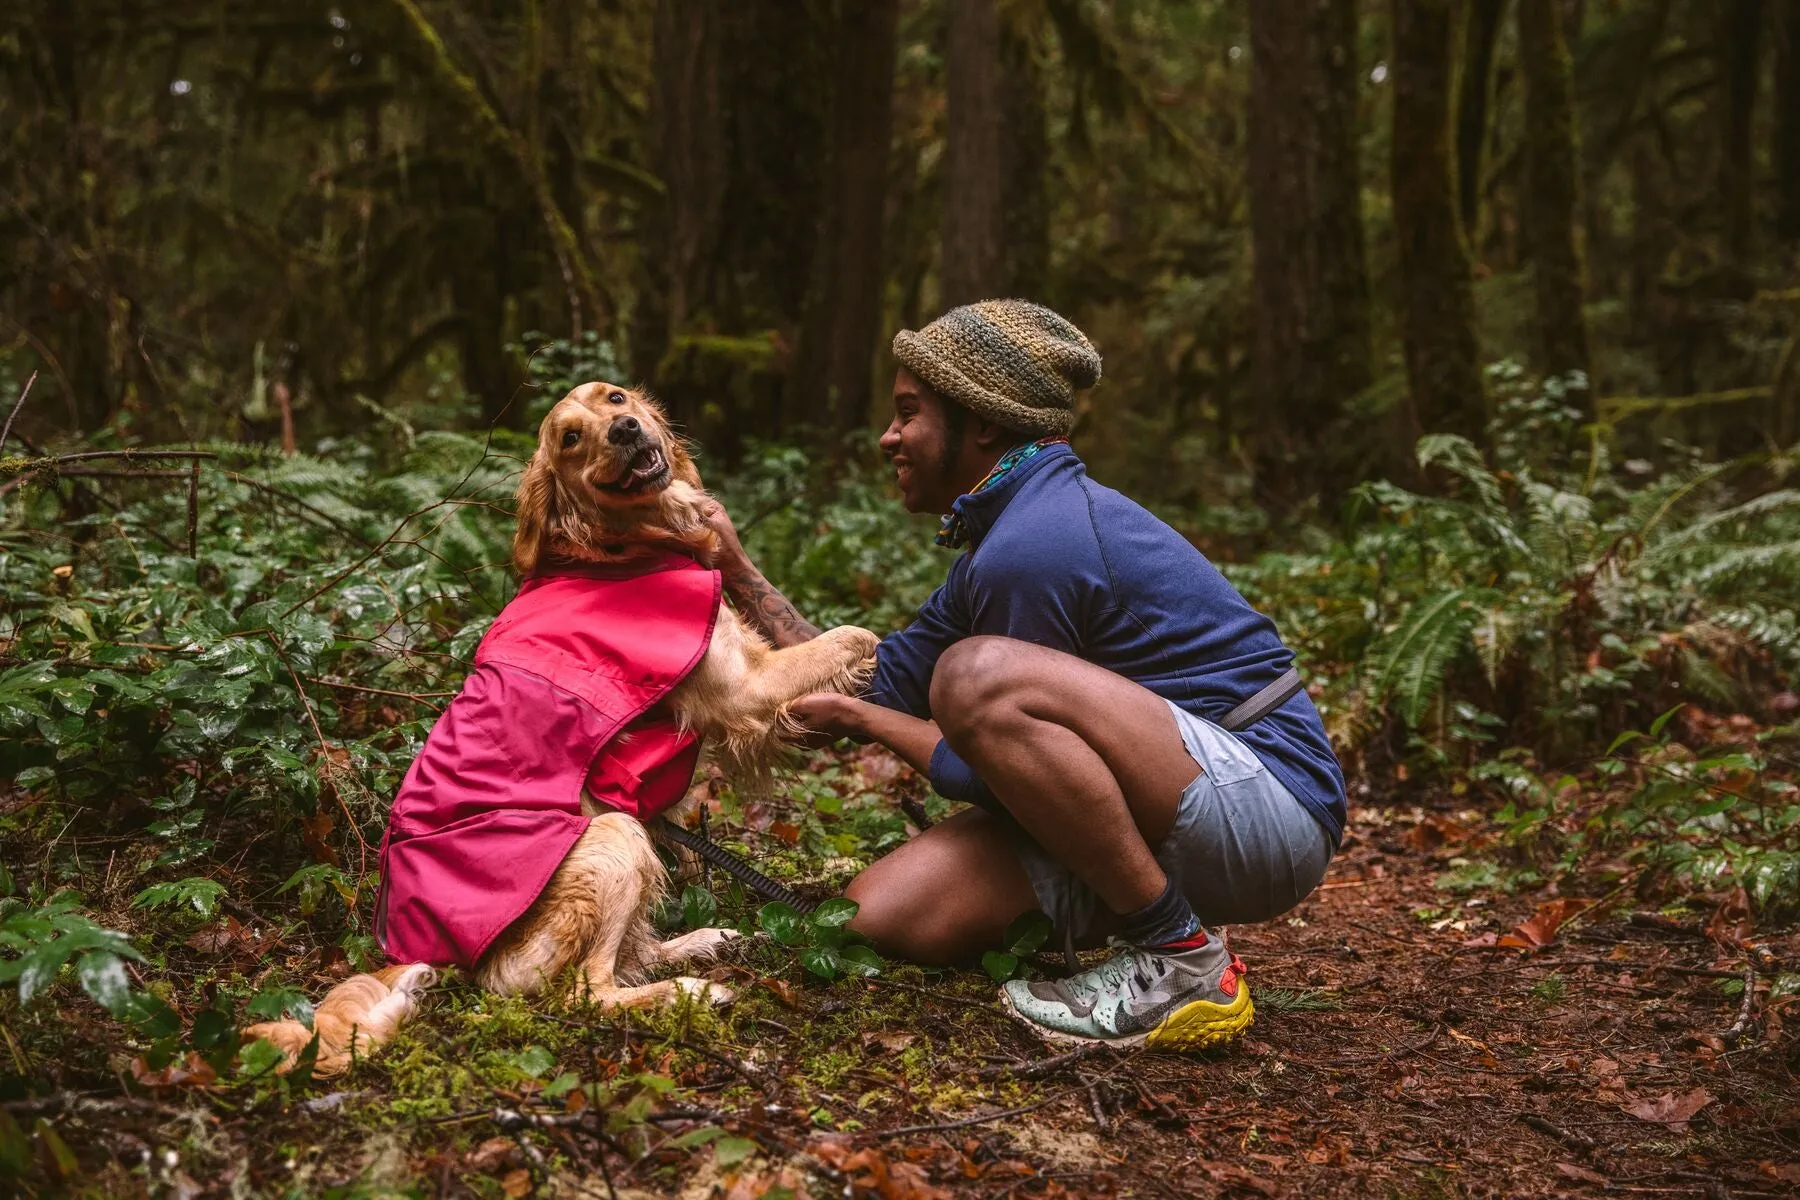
top-left (599, 444), bottom-right (671, 493)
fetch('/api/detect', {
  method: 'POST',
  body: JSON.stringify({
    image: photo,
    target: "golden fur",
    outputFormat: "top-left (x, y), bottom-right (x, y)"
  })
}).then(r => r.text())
top-left (250, 382), bottom-right (877, 1076)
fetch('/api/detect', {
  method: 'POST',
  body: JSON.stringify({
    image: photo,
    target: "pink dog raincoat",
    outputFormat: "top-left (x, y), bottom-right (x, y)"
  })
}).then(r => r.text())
top-left (375, 552), bottom-right (720, 969)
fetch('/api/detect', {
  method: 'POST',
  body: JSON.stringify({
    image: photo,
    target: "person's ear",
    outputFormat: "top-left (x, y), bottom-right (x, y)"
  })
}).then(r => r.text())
top-left (972, 418), bottom-right (1012, 450)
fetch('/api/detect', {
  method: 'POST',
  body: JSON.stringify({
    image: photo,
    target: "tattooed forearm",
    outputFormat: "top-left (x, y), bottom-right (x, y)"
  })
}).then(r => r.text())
top-left (724, 563), bottom-right (821, 648)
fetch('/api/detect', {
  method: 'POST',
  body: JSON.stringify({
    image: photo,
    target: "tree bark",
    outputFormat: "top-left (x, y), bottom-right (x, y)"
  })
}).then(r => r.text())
top-left (942, 0), bottom-right (1006, 308)
top-left (1719, 0), bottom-right (1765, 264)
top-left (1458, 0), bottom-right (1507, 236)
top-left (1777, 1), bottom-right (1800, 239)
top-left (1392, 0), bottom-right (1488, 440)
top-left (1248, 0), bottom-right (1373, 504)
top-left (1517, 0), bottom-right (1593, 397)
top-left (379, 0), bottom-right (605, 334)
top-left (790, 0), bottom-right (901, 434)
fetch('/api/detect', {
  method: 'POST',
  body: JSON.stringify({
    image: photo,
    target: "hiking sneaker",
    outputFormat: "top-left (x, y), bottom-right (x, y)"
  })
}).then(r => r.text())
top-left (999, 936), bottom-right (1253, 1051)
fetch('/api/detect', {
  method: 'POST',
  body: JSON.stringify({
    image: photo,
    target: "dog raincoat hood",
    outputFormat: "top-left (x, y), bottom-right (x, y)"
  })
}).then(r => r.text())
top-left (376, 552), bottom-right (720, 969)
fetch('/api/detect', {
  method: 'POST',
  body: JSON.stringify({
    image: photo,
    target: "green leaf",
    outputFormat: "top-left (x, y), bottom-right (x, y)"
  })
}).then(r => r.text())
top-left (810, 897), bottom-right (858, 930)
top-left (511, 1045), bottom-right (556, 1079)
top-left (1648, 704), bottom-right (1685, 738)
top-left (713, 1136), bottom-right (758, 1167)
top-left (132, 877), bottom-right (227, 918)
top-left (191, 1008), bottom-right (236, 1052)
top-left (837, 944), bottom-right (884, 978)
top-left (757, 902), bottom-right (805, 947)
top-left (12, 766), bottom-right (54, 790)
top-left (543, 1072), bottom-right (582, 1099)
top-left (981, 950), bottom-right (1020, 982)
top-left (75, 952), bottom-right (132, 1017)
top-left (246, 985), bottom-right (315, 1028)
top-left (680, 886), bottom-right (718, 930)
top-left (237, 1037), bottom-right (288, 1078)
top-left (799, 945), bottom-right (841, 980)
top-left (1003, 910), bottom-right (1053, 956)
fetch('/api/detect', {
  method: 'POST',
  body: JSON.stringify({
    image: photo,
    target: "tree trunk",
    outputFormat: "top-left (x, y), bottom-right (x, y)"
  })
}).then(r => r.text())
top-left (1458, 0), bottom-right (1507, 236)
top-left (1720, 0), bottom-right (1765, 264)
top-left (1248, 0), bottom-right (1373, 505)
top-left (1517, 0), bottom-right (1593, 397)
top-left (790, 0), bottom-right (901, 434)
top-left (1001, 27), bottom-right (1050, 299)
top-left (1777, 1), bottom-right (1800, 239)
top-left (941, 0), bottom-right (1006, 308)
top-left (1392, 0), bottom-right (1488, 440)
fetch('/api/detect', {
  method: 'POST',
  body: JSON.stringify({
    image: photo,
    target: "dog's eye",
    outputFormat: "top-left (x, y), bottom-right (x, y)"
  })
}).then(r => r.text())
top-left (608, 391), bottom-right (627, 406)
top-left (560, 430), bottom-right (580, 449)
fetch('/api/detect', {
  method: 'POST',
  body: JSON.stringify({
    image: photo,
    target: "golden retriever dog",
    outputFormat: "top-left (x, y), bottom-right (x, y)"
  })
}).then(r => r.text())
top-left (247, 383), bottom-right (878, 1075)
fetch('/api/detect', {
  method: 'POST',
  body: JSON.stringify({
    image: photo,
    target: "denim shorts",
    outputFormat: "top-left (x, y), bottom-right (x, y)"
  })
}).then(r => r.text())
top-left (1008, 700), bottom-right (1336, 949)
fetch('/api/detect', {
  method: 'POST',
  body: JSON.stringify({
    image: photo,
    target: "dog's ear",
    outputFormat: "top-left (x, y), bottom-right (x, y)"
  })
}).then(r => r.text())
top-left (513, 451), bottom-right (555, 575)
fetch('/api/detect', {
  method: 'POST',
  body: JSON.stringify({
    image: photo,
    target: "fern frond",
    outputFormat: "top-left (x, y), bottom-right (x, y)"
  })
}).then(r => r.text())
top-left (1372, 587), bottom-right (1497, 727)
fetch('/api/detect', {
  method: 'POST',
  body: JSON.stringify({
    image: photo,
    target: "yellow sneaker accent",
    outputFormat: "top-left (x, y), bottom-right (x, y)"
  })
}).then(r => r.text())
top-left (1143, 981), bottom-right (1255, 1051)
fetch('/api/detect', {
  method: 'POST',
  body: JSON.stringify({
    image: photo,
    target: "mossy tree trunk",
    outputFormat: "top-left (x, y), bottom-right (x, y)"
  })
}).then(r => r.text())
top-left (1777, 1), bottom-right (1800, 240)
top-left (790, 0), bottom-right (902, 436)
top-left (1457, 0), bottom-right (1507, 238)
top-left (941, 0), bottom-right (1006, 308)
top-left (1392, 0), bottom-right (1488, 441)
top-left (1719, 1), bottom-right (1766, 265)
top-left (1517, 0), bottom-right (1593, 400)
top-left (1248, 0), bottom-right (1373, 507)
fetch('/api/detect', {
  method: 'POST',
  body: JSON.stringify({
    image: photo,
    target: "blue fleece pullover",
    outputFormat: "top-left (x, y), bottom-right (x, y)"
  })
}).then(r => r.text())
top-left (864, 443), bottom-right (1347, 844)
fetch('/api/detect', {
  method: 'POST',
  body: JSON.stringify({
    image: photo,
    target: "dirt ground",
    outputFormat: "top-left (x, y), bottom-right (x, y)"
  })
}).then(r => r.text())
top-left (8, 798), bottom-right (1798, 1198)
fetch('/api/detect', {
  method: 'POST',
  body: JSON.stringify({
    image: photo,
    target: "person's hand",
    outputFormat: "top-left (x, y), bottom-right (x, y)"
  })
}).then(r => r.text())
top-left (698, 497), bottom-right (748, 569)
top-left (787, 692), bottom-right (867, 745)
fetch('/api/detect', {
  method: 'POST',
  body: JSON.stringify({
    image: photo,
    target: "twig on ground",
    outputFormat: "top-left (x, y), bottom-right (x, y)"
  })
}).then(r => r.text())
top-left (1518, 1112), bottom-right (1599, 1154)
top-left (1720, 958), bottom-right (1758, 1049)
top-left (265, 634), bottom-right (373, 875)
top-left (0, 371), bottom-right (36, 453)
top-left (186, 459), bottom-right (200, 557)
top-left (974, 1043), bottom-right (1108, 1080)
top-left (875, 1092), bottom-right (1068, 1139)
top-left (305, 676), bottom-right (455, 705)
top-left (1084, 1078), bottom-right (1112, 1136)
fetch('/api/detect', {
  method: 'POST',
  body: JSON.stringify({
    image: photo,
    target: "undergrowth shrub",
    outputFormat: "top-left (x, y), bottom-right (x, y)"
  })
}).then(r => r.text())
top-left (1231, 364), bottom-right (1800, 767)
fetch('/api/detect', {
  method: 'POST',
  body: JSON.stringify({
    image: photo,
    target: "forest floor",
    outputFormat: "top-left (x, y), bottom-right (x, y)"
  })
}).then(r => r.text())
top-left (9, 783), bottom-right (1798, 1199)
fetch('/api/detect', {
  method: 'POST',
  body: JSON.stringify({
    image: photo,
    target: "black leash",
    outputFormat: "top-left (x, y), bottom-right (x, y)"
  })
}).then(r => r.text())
top-left (654, 818), bottom-right (818, 913)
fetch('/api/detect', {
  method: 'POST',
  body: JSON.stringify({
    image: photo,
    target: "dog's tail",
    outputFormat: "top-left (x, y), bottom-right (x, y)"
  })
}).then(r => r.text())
top-left (243, 962), bottom-right (436, 1077)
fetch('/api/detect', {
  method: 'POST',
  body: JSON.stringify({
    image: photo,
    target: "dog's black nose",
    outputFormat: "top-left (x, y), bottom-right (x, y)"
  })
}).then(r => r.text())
top-left (607, 415), bottom-right (641, 445)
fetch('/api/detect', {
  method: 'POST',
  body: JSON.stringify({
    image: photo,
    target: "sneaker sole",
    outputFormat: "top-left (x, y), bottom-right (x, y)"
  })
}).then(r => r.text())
top-left (999, 982), bottom-right (1255, 1052)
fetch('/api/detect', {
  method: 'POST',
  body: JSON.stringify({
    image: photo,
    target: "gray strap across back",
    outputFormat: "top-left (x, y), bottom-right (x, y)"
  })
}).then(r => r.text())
top-left (1218, 666), bottom-right (1304, 732)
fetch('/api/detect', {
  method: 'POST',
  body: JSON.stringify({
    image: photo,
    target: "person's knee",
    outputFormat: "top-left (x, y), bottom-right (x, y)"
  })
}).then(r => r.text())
top-left (930, 636), bottom-right (1028, 744)
top-left (845, 864), bottom-right (963, 965)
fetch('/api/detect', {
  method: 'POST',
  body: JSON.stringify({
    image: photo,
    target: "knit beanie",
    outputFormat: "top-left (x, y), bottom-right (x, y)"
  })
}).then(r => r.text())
top-left (892, 300), bottom-right (1101, 438)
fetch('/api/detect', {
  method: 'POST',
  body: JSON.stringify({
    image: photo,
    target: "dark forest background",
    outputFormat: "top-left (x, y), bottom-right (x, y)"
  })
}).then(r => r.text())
top-left (3, 6), bottom-right (1800, 1194)
top-left (8, 0), bottom-right (1800, 514)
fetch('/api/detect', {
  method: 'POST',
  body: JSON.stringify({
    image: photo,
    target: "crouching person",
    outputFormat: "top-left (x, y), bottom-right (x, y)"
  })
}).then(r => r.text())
top-left (703, 300), bottom-right (1345, 1050)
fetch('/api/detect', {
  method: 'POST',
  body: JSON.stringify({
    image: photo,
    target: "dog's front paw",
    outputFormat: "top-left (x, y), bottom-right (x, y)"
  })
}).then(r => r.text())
top-left (672, 976), bottom-right (736, 1007)
top-left (831, 625), bottom-right (881, 660)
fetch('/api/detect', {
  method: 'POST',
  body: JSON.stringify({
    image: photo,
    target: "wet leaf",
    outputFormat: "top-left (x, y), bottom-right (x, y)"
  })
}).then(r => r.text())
top-left (1496, 898), bottom-right (1587, 950)
top-left (1623, 1087), bottom-right (1714, 1132)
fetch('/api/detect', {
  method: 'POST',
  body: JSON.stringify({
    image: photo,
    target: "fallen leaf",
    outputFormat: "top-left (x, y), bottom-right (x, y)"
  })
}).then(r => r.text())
top-left (464, 1137), bottom-right (518, 1171)
top-left (1461, 930), bottom-right (1499, 948)
top-left (768, 821), bottom-right (802, 847)
top-left (861, 1031), bottom-right (917, 1055)
top-left (1555, 1162), bottom-right (1610, 1186)
top-left (1622, 1087), bottom-right (1714, 1132)
top-left (499, 1168), bottom-right (531, 1198)
top-left (129, 1052), bottom-right (218, 1090)
top-left (1705, 888), bottom-right (1754, 947)
top-left (758, 977), bottom-right (800, 1007)
top-left (1497, 898), bottom-right (1588, 950)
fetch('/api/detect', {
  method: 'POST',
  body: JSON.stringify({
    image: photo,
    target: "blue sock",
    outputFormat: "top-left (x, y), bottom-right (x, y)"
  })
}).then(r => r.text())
top-left (1118, 876), bottom-right (1203, 950)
